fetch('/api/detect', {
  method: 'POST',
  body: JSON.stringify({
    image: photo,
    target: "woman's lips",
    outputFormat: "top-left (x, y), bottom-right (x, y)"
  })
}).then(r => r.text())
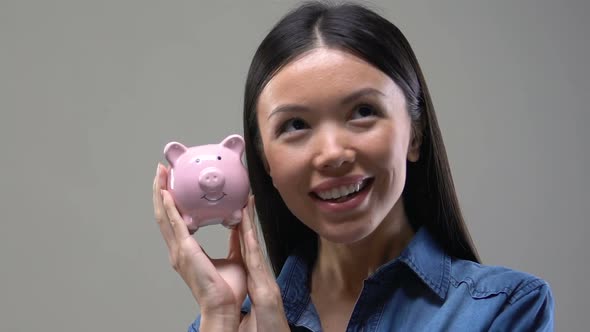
top-left (310, 178), bottom-right (373, 213)
top-left (310, 175), bottom-right (371, 193)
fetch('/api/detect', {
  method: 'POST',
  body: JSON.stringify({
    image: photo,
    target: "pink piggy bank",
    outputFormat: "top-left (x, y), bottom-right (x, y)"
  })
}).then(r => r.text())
top-left (163, 134), bottom-right (250, 231)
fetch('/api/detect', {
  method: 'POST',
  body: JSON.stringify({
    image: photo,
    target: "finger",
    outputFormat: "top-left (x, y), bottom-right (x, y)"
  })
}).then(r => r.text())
top-left (239, 195), bottom-right (258, 241)
top-left (161, 189), bottom-right (192, 245)
top-left (237, 196), bottom-right (252, 258)
top-left (228, 227), bottom-right (243, 262)
top-left (240, 195), bottom-right (274, 279)
top-left (156, 179), bottom-right (213, 261)
top-left (161, 189), bottom-right (216, 269)
top-left (153, 163), bottom-right (175, 250)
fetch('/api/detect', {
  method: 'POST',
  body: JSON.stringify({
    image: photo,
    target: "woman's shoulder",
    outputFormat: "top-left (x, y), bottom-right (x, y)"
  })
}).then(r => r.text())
top-left (449, 257), bottom-right (552, 304)
top-left (443, 258), bottom-right (554, 330)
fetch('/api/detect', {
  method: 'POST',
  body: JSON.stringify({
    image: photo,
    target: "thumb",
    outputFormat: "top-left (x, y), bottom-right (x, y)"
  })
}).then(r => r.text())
top-left (228, 227), bottom-right (244, 262)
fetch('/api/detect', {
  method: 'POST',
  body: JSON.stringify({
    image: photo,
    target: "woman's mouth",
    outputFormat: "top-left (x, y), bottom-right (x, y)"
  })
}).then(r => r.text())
top-left (310, 178), bottom-right (374, 211)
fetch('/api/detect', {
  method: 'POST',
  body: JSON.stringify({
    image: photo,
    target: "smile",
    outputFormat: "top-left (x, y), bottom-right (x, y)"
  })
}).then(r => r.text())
top-left (309, 178), bottom-right (374, 213)
top-left (311, 177), bottom-right (374, 202)
top-left (201, 193), bottom-right (227, 202)
top-left (314, 178), bottom-right (371, 200)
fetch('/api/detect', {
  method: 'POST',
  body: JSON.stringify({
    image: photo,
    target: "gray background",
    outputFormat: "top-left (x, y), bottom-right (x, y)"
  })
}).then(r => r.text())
top-left (1, 0), bottom-right (588, 331)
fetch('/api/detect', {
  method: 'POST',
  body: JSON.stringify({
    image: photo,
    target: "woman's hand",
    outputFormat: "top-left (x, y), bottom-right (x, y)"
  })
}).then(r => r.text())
top-left (152, 163), bottom-right (246, 328)
top-left (238, 196), bottom-right (290, 332)
top-left (153, 162), bottom-right (290, 331)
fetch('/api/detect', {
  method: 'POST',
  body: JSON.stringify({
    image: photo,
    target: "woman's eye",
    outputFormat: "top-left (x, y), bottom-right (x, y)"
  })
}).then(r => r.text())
top-left (278, 118), bottom-right (309, 134)
top-left (351, 105), bottom-right (378, 120)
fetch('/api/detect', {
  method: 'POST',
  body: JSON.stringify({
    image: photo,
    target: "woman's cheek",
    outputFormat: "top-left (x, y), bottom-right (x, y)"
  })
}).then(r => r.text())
top-left (266, 144), bottom-right (304, 184)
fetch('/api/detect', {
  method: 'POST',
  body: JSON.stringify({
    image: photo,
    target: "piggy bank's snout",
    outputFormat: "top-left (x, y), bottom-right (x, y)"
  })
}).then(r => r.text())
top-left (198, 167), bottom-right (226, 192)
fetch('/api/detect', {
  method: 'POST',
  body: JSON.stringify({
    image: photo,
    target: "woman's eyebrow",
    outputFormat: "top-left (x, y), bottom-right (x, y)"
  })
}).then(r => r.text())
top-left (267, 87), bottom-right (385, 119)
top-left (340, 87), bottom-right (385, 105)
top-left (267, 104), bottom-right (310, 120)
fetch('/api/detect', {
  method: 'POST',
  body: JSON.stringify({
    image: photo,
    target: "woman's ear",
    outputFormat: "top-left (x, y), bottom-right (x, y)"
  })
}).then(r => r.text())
top-left (262, 157), bottom-right (271, 175)
top-left (407, 137), bottom-right (421, 162)
top-left (407, 124), bottom-right (423, 162)
top-left (261, 155), bottom-right (277, 188)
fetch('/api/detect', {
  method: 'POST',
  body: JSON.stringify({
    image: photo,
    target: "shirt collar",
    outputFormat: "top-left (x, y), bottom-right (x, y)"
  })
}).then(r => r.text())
top-left (372, 226), bottom-right (451, 300)
top-left (240, 227), bottom-right (451, 317)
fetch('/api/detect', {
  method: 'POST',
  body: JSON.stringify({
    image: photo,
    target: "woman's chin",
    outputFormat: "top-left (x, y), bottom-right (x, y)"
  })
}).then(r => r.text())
top-left (316, 222), bottom-right (377, 245)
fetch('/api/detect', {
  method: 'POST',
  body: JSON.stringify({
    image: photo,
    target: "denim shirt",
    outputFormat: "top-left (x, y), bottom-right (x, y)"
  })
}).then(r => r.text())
top-left (189, 227), bottom-right (554, 331)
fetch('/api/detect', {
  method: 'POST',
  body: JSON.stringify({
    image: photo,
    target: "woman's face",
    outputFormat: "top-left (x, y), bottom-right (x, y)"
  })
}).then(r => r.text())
top-left (256, 48), bottom-right (420, 244)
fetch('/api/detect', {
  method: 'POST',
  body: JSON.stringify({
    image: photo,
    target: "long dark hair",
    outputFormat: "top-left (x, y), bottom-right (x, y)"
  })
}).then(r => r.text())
top-left (243, 1), bottom-right (480, 276)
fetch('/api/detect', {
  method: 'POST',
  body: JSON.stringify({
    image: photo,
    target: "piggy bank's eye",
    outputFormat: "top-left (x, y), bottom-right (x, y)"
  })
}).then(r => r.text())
top-left (217, 156), bottom-right (222, 160)
top-left (195, 158), bottom-right (200, 163)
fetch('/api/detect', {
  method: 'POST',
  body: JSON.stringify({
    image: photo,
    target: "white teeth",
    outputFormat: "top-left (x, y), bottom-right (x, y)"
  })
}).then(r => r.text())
top-left (316, 180), bottom-right (366, 200)
top-left (330, 188), bottom-right (339, 199)
top-left (339, 186), bottom-right (348, 197)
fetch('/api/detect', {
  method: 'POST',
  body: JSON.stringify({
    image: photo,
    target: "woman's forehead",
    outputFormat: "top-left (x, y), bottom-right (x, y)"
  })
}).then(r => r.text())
top-left (258, 48), bottom-right (403, 112)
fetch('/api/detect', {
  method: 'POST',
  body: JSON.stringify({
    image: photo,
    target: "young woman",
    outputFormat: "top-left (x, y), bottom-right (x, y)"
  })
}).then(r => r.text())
top-left (152, 2), bottom-right (554, 331)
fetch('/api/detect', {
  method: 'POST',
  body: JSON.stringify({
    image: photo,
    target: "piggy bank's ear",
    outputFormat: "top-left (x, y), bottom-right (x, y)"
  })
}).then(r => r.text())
top-left (221, 134), bottom-right (245, 156)
top-left (164, 142), bottom-right (187, 167)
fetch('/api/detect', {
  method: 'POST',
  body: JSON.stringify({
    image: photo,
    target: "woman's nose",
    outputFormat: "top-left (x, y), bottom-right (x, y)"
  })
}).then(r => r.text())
top-left (312, 128), bottom-right (355, 170)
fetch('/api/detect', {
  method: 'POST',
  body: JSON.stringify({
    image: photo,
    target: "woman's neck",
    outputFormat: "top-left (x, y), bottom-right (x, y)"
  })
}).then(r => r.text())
top-left (310, 200), bottom-right (415, 299)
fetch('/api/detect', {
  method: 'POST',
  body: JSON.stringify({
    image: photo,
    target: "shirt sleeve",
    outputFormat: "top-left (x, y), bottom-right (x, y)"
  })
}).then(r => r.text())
top-left (187, 314), bottom-right (201, 332)
top-left (488, 279), bottom-right (554, 331)
top-left (187, 297), bottom-right (250, 332)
